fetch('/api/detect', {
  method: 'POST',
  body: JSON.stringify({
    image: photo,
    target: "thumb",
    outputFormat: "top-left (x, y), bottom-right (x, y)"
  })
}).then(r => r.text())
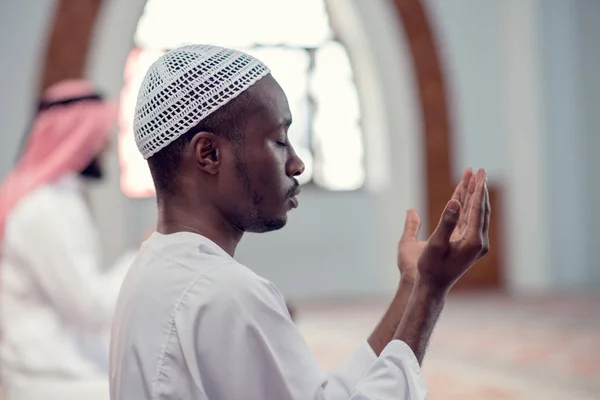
top-left (429, 200), bottom-right (461, 250)
top-left (400, 209), bottom-right (421, 242)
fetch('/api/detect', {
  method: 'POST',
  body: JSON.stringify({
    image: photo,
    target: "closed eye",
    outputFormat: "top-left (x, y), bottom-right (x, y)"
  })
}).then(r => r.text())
top-left (276, 141), bottom-right (288, 147)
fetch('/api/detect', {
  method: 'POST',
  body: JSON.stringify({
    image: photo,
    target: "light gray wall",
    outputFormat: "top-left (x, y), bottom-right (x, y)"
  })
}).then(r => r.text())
top-left (539, 0), bottom-right (589, 290)
top-left (538, 0), bottom-right (600, 291)
top-left (426, 0), bottom-right (507, 182)
top-left (2, 0), bottom-right (599, 296)
top-left (578, 2), bottom-right (600, 289)
top-left (85, 0), bottom-right (148, 267)
top-left (427, 0), bottom-right (600, 292)
top-left (236, 190), bottom-right (381, 299)
top-left (426, 0), bottom-right (554, 292)
top-left (84, 0), bottom-right (423, 300)
top-left (0, 0), bottom-right (56, 180)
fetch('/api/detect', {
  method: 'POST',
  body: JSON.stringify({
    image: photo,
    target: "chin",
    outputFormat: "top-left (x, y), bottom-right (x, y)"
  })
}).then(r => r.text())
top-left (245, 215), bottom-right (288, 233)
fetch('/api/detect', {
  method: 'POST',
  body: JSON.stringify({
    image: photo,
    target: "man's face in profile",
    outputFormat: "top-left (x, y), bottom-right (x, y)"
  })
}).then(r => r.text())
top-left (216, 75), bottom-right (305, 233)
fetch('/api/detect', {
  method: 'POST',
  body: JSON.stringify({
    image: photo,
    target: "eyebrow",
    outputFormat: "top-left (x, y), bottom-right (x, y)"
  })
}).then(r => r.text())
top-left (279, 117), bottom-right (292, 129)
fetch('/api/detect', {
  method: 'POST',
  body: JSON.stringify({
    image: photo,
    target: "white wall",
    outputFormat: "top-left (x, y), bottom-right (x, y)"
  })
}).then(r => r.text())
top-left (0, 0), bottom-right (56, 180)
top-left (85, 0), bottom-right (148, 266)
top-left (539, 0), bottom-right (588, 290)
top-left (540, 0), bottom-right (600, 290)
top-left (501, 0), bottom-right (551, 292)
top-left (426, 0), bottom-right (600, 292)
top-left (577, 2), bottom-right (600, 289)
top-left (426, 0), bottom-right (552, 292)
top-left (426, 0), bottom-right (507, 182)
top-left (85, 0), bottom-right (423, 300)
top-left (2, 0), bottom-right (598, 298)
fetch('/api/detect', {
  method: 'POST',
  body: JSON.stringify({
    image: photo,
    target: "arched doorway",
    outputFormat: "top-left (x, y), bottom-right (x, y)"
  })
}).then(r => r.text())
top-left (41, 0), bottom-right (504, 291)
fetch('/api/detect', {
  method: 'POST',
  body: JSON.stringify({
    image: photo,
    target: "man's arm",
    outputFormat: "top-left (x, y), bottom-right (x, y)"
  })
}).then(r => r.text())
top-left (368, 168), bottom-right (474, 357)
top-left (394, 280), bottom-right (445, 364)
top-left (368, 209), bottom-right (421, 356)
top-left (368, 276), bottom-right (415, 356)
top-left (396, 168), bottom-right (490, 364)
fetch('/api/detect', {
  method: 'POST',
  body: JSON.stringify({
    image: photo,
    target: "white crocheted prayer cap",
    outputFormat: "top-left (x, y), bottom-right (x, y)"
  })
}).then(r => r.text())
top-left (134, 44), bottom-right (270, 159)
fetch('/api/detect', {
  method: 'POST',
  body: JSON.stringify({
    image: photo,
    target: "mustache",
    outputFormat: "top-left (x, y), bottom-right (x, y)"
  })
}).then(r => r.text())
top-left (286, 180), bottom-right (301, 198)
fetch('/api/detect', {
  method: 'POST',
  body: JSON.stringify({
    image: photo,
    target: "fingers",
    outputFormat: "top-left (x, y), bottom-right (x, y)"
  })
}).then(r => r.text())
top-left (465, 169), bottom-right (487, 240)
top-left (451, 168), bottom-right (472, 205)
top-left (463, 173), bottom-right (477, 210)
top-left (458, 171), bottom-right (476, 231)
top-left (453, 169), bottom-right (489, 261)
top-left (400, 209), bottom-right (421, 242)
top-left (480, 182), bottom-right (491, 255)
top-left (428, 200), bottom-right (461, 252)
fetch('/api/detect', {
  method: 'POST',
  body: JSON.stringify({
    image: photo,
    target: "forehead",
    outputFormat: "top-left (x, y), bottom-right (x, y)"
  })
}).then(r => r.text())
top-left (246, 74), bottom-right (291, 126)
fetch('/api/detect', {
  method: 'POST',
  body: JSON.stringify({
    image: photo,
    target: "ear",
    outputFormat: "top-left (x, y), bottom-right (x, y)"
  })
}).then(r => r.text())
top-left (190, 131), bottom-right (220, 175)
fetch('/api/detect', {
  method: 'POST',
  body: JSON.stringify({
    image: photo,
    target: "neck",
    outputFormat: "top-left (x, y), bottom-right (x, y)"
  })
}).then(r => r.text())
top-left (156, 195), bottom-right (243, 257)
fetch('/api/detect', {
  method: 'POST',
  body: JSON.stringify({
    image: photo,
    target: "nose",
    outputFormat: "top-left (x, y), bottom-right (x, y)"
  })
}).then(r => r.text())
top-left (286, 146), bottom-right (305, 177)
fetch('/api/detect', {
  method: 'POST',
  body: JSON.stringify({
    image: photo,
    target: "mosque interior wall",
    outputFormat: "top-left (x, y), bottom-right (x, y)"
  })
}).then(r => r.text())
top-left (0, 0), bottom-right (598, 300)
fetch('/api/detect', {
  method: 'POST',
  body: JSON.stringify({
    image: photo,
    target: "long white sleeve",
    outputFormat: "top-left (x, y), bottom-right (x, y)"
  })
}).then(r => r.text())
top-left (174, 267), bottom-right (428, 400)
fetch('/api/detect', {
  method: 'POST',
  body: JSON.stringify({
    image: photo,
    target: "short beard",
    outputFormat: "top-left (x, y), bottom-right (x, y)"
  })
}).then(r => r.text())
top-left (229, 151), bottom-right (287, 233)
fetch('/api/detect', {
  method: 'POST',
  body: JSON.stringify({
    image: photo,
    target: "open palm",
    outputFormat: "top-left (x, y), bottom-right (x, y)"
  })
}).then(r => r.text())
top-left (397, 169), bottom-right (474, 281)
top-left (397, 210), bottom-right (426, 281)
top-left (417, 168), bottom-right (490, 289)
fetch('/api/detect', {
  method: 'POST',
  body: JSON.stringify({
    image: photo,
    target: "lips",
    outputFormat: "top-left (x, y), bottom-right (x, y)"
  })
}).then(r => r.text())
top-left (288, 186), bottom-right (301, 209)
top-left (290, 186), bottom-right (301, 198)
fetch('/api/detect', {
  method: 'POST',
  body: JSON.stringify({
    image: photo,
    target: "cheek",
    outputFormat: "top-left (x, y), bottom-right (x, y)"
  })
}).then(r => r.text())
top-left (217, 157), bottom-right (247, 197)
top-left (240, 140), bottom-right (288, 191)
top-left (252, 148), bottom-right (287, 186)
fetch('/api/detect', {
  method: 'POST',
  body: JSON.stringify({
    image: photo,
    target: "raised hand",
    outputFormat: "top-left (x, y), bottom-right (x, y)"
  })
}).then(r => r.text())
top-left (397, 168), bottom-right (474, 282)
top-left (417, 168), bottom-right (490, 292)
top-left (396, 210), bottom-right (425, 281)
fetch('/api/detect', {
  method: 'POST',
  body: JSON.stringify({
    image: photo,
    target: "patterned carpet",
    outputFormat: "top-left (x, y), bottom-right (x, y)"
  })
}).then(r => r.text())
top-left (0, 294), bottom-right (596, 399)
top-left (296, 293), bottom-right (600, 399)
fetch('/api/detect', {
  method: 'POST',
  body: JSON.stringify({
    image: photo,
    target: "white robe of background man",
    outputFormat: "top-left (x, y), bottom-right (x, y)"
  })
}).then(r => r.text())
top-left (0, 174), bottom-right (137, 400)
top-left (110, 231), bottom-right (428, 400)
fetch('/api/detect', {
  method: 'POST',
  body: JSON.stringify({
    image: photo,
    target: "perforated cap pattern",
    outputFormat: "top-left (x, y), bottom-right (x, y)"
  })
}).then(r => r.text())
top-left (134, 44), bottom-right (270, 159)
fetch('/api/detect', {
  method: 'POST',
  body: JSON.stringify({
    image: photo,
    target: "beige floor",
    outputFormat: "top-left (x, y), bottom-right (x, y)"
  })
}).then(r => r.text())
top-left (1, 293), bottom-right (597, 399)
top-left (296, 293), bottom-right (600, 400)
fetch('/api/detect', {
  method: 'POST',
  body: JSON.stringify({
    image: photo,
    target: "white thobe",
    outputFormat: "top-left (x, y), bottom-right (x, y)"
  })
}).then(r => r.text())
top-left (110, 231), bottom-right (427, 400)
top-left (0, 174), bottom-right (137, 400)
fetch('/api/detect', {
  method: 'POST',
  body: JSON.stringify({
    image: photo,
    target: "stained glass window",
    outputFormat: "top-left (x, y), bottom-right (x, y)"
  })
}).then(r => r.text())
top-left (119, 0), bottom-right (365, 196)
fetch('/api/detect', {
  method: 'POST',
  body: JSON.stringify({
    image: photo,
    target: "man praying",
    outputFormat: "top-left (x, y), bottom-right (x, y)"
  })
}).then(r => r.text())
top-left (109, 44), bottom-right (490, 400)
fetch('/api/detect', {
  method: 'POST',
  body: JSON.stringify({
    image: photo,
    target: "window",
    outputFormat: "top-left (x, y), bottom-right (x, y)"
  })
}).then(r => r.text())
top-left (119, 0), bottom-right (365, 197)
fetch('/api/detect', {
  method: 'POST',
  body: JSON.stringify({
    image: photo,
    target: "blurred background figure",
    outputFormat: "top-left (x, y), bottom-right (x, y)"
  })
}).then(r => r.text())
top-left (0, 80), bottom-right (137, 400)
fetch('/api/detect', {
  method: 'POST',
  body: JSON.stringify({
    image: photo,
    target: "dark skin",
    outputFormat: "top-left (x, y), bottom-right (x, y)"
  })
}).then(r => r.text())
top-left (157, 75), bottom-right (304, 255)
top-left (368, 168), bottom-right (485, 356)
top-left (157, 73), bottom-right (490, 365)
top-left (397, 168), bottom-right (490, 364)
